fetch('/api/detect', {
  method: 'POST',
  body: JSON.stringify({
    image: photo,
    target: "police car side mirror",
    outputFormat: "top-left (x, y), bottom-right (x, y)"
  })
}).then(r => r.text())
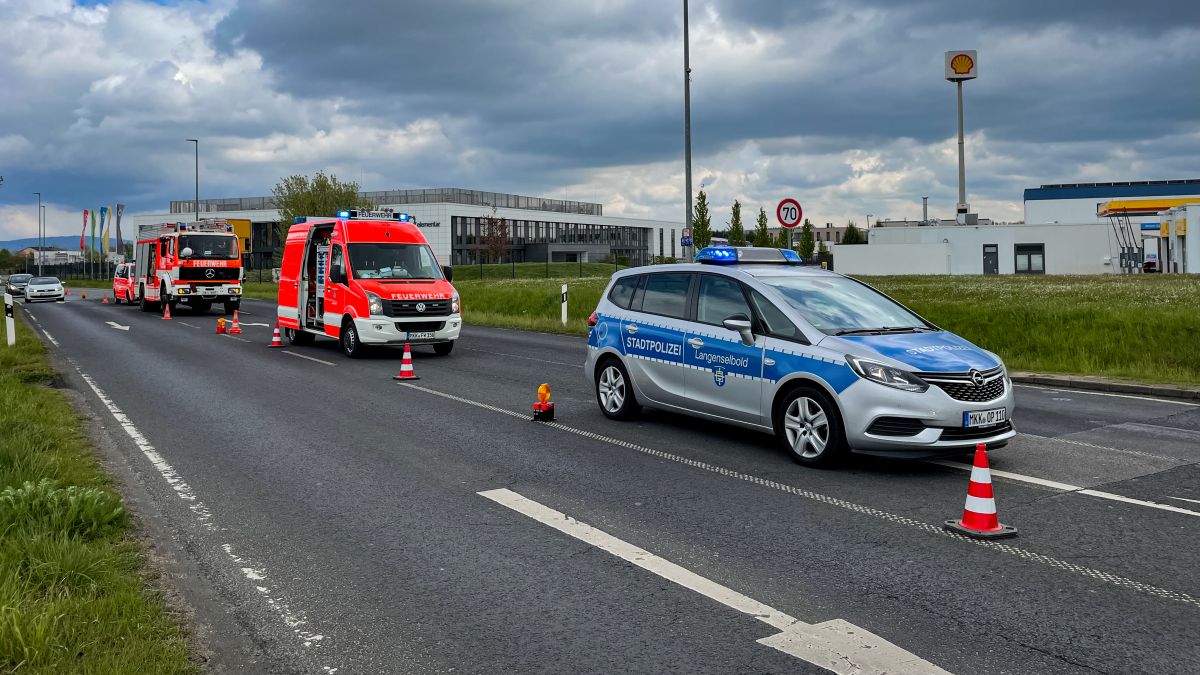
top-left (442, 265), bottom-right (454, 283)
top-left (723, 315), bottom-right (755, 346)
top-left (180, 247), bottom-right (194, 258)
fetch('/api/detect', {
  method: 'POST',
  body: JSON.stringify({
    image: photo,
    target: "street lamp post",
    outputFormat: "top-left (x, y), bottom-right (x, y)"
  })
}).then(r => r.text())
top-left (40, 205), bottom-right (46, 276)
top-left (682, 0), bottom-right (693, 258)
top-left (186, 139), bottom-right (199, 221)
top-left (866, 214), bottom-right (873, 230)
top-left (32, 192), bottom-right (42, 275)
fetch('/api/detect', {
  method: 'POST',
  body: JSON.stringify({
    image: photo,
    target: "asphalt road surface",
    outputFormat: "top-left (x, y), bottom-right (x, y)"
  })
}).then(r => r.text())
top-left (19, 293), bottom-right (1200, 674)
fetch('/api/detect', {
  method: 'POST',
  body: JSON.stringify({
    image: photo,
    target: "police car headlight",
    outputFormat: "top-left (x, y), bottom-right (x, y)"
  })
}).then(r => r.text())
top-left (846, 355), bottom-right (929, 393)
top-left (451, 292), bottom-right (460, 314)
top-left (367, 291), bottom-right (384, 315)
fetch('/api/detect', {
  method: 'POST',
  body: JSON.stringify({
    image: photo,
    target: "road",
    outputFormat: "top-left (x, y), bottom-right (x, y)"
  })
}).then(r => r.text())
top-left (19, 293), bottom-right (1200, 674)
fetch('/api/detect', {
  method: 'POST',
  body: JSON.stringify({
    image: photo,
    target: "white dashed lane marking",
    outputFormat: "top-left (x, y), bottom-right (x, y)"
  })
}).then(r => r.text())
top-left (398, 382), bottom-right (1200, 609)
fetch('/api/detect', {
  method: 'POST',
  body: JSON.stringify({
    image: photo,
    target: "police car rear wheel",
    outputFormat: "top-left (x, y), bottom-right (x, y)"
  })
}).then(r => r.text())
top-left (596, 359), bottom-right (638, 420)
top-left (776, 386), bottom-right (846, 467)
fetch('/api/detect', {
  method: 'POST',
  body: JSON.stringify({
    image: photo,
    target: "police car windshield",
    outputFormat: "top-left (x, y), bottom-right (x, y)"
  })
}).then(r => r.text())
top-left (348, 243), bottom-right (443, 280)
top-left (179, 235), bottom-right (238, 260)
top-left (758, 276), bottom-right (928, 335)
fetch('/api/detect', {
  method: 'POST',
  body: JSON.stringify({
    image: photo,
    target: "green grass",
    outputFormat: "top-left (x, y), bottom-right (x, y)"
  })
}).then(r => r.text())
top-left (0, 315), bottom-right (196, 674)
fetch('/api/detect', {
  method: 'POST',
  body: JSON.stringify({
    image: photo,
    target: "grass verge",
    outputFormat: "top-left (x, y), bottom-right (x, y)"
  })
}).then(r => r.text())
top-left (0, 314), bottom-right (196, 674)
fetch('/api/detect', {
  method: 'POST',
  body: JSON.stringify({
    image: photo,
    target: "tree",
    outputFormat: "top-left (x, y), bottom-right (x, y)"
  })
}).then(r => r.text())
top-left (842, 221), bottom-right (866, 245)
top-left (272, 171), bottom-right (371, 245)
top-left (691, 190), bottom-right (712, 249)
top-left (752, 208), bottom-right (771, 247)
top-left (0, 248), bottom-right (13, 272)
top-left (774, 227), bottom-right (790, 249)
top-left (479, 206), bottom-right (510, 263)
top-left (817, 240), bottom-right (829, 255)
top-left (797, 219), bottom-right (815, 260)
top-left (727, 200), bottom-right (746, 246)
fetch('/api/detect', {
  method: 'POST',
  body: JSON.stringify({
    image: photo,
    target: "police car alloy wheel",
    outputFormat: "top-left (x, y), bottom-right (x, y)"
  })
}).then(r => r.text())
top-left (596, 359), bottom-right (639, 420)
top-left (775, 386), bottom-right (846, 467)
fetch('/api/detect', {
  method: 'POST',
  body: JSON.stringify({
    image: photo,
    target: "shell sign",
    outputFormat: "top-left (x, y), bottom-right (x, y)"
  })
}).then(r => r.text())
top-left (944, 50), bottom-right (978, 81)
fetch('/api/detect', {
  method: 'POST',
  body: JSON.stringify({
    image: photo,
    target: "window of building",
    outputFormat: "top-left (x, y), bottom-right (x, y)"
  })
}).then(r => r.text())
top-left (1015, 243), bottom-right (1045, 274)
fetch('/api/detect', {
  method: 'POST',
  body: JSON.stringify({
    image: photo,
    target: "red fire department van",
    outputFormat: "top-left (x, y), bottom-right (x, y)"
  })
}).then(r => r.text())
top-left (133, 220), bottom-right (244, 314)
top-left (112, 262), bottom-right (134, 303)
top-left (276, 209), bottom-right (461, 358)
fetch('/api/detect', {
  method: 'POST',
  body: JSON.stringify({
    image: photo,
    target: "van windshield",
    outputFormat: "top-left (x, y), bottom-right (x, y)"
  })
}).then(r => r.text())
top-left (179, 234), bottom-right (239, 260)
top-left (347, 243), bottom-right (443, 280)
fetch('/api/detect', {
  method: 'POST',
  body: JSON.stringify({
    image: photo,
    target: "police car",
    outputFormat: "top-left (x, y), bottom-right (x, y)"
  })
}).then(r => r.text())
top-left (584, 247), bottom-right (1016, 466)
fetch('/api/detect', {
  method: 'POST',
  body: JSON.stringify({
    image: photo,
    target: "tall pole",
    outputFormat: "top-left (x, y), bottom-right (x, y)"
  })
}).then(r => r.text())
top-left (32, 192), bottom-right (42, 275)
top-left (683, 0), bottom-right (693, 257)
top-left (956, 80), bottom-right (966, 216)
top-left (40, 206), bottom-right (46, 276)
top-left (187, 139), bottom-right (199, 221)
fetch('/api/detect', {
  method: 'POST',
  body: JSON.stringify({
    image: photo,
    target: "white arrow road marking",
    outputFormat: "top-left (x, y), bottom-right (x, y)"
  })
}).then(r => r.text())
top-left (1168, 496), bottom-right (1200, 505)
top-left (479, 488), bottom-right (950, 675)
top-left (105, 321), bottom-right (130, 331)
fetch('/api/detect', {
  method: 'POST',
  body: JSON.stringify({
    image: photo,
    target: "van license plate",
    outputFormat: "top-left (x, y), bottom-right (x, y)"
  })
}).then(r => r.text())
top-left (408, 331), bottom-right (435, 340)
top-left (963, 408), bottom-right (1006, 428)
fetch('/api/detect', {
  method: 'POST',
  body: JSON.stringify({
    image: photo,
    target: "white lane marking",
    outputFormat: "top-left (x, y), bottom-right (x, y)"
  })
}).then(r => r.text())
top-left (105, 321), bottom-right (130, 331)
top-left (177, 321), bottom-right (200, 329)
top-left (74, 359), bottom-right (334, 661)
top-left (1013, 383), bottom-right (1199, 406)
top-left (222, 334), bottom-right (252, 343)
top-left (221, 544), bottom-right (329, 649)
top-left (460, 346), bottom-right (577, 367)
top-left (398, 382), bottom-right (1200, 609)
top-left (1168, 496), bottom-right (1200, 505)
top-left (41, 328), bottom-right (59, 346)
top-left (481, 488), bottom-right (949, 675)
top-left (1018, 433), bottom-right (1181, 463)
top-left (930, 460), bottom-right (1200, 518)
top-left (282, 351), bottom-right (336, 366)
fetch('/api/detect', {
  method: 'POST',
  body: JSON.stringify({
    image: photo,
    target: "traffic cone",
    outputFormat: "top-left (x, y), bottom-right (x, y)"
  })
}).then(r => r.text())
top-left (81, 290), bottom-right (86, 300)
top-left (162, 302), bottom-right (172, 320)
top-left (65, 287), bottom-right (70, 296)
top-left (102, 294), bottom-right (109, 304)
top-left (944, 444), bottom-right (1017, 539)
top-left (216, 318), bottom-right (226, 334)
top-left (392, 343), bottom-right (420, 380)
top-left (268, 323), bottom-right (285, 348)
top-left (228, 310), bottom-right (242, 335)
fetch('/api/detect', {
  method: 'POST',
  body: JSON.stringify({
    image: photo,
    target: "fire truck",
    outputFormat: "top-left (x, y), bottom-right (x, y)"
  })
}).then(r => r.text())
top-left (133, 220), bottom-right (244, 314)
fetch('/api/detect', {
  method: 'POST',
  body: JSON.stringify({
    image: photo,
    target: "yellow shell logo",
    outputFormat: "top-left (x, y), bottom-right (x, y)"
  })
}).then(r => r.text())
top-left (951, 53), bottom-right (974, 75)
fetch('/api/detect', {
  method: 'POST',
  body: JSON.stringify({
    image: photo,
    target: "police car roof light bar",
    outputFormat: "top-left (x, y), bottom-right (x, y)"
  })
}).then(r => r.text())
top-left (695, 247), bottom-right (801, 265)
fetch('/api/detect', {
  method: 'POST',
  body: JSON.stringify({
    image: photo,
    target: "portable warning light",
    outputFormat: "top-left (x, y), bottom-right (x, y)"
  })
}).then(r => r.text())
top-left (533, 383), bottom-right (555, 421)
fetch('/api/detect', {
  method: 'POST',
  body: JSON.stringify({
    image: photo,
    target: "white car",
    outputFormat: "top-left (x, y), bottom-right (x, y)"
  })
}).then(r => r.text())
top-left (24, 276), bottom-right (65, 302)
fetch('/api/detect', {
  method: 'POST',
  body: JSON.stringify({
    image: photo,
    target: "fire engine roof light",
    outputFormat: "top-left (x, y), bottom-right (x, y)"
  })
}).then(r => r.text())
top-left (294, 217), bottom-right (306, 224)
top-left (178, 224), bottom-right (187, 232)
top-left (338, 210), bottom-right (351, 218)
top-left (695, 247), bottom-right (802, 265)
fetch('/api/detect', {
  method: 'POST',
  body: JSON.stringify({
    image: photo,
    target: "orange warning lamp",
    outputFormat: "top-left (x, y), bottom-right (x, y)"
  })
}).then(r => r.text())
top-left (533, 383), bottom-right (555, 421)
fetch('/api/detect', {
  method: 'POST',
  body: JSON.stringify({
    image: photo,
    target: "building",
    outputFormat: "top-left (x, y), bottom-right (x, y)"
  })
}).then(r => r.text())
top-left (130, 188), bottom-right (683, 269)
top-left (1023, 179), bottom-right (1200, 224)
top-left (15, 246), bottom-right (85, 265)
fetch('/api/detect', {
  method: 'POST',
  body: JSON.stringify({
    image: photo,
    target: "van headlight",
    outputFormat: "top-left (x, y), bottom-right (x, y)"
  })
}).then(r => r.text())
top-left (451, 292), bottom-right (460, 314)
top-left (367, 291), bottom-right (384, 315)
top-left (845, 355), bottom-right (929, 393)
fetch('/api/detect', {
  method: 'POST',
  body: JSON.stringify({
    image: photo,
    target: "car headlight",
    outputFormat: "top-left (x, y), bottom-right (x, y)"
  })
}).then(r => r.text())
top-left (366, 291), bottom-right (384, 315)
top-left (451, 292), bottom-right (460, 314)
top-left (845, 355), bottom-right (929, 393)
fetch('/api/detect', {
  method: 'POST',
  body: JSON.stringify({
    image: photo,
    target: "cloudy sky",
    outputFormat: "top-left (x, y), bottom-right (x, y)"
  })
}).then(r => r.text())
top-left (2, 0), bottom-right (1198, 241)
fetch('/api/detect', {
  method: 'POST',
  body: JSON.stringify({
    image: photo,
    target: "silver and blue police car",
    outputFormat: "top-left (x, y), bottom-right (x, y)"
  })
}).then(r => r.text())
top-left (584, 247), bottom-right (1015, 467)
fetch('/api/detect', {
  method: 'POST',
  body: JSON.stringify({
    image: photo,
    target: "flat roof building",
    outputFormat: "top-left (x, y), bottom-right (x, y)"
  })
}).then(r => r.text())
top-left (1023, 179), bottom-right (1200, 224)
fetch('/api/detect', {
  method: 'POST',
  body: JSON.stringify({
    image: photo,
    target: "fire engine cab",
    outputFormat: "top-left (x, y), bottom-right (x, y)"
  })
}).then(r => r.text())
top-left (134, 220), bottom-right (244, 314)
top-left (277, 209), bottom-right (461, 358)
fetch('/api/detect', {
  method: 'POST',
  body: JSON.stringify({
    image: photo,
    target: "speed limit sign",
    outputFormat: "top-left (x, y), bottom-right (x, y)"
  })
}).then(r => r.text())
top-left (777, 198), bottom-right (802, 228)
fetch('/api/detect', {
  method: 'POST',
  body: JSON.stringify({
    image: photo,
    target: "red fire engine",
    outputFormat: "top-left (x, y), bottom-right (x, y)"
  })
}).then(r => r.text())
top-left (133, 220), bottom-right (244, 314)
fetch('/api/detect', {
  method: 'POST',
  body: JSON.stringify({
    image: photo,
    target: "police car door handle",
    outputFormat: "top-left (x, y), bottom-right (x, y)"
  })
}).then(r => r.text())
top-left (764, 357), bottom-right (776, 366)
top-left (625, 324), bottom-right (639, 334)
top-left (687, 338), bottom-right (704, 348)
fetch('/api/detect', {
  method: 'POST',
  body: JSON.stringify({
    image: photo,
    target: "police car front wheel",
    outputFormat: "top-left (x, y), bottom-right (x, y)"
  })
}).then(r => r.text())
top-left (775, 386), bottom-right (846, 467)
top-left (595, 359), bottom-right (639, 420)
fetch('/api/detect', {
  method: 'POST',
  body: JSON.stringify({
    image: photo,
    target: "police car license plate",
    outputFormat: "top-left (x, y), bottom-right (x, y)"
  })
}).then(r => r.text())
top-left (963, 408), bottom-right (1006, 428)
top-left (408, 331), bottom-right (435, 340)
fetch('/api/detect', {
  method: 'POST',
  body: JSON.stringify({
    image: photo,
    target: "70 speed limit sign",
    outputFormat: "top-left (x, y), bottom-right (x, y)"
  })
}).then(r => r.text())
top-left (777, 198), bottom-right (803, 228)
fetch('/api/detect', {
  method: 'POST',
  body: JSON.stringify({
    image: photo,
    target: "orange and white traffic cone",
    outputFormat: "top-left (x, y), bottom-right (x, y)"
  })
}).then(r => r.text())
top-left (65, 287), bottom-right (70, 297)
top-left (102, 294), bottom-right (109, 305)
top-left (81, 290), bottom-right (87, 300)
top-left (162, 302), bottom-right (172, 320)
top-left (393, 343), bottom-right (420, 381)
top-left (944, 444), bottom-right (1017, 539)
top-left (268, 323), bottom-right (285, 348)
top-left (228, 310), bottom-right (242, 335)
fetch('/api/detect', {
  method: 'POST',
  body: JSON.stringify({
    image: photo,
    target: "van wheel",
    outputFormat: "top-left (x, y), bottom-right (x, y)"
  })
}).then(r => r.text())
top-left (138, 285), bottom-right (154, 312)
top-left (223, 300), bottom-right (240, 315)
top-left (340, 319), bottom-right (365, 358)
top-left (774, 385), bottom-right (847, 468)
top-left (285, 327), bottom-right (314, 346)
top-left (432, 341), bottom-right (454, 356)
top-left (595, 358), bottom-right (639, 420)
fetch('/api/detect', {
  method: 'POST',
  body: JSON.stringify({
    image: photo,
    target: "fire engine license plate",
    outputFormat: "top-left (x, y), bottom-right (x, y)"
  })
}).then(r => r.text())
top-left (963, 408), bottom-right (1006, 428)
top-left (408, 331), bottom-right (435, 340)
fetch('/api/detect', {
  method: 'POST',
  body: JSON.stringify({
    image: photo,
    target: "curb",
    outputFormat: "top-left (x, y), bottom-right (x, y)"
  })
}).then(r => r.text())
top-left (1010, 372), bottom-right (1200, 401)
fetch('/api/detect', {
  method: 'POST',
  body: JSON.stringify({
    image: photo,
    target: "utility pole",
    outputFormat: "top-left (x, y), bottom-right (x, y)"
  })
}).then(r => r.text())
top-left (187, 139), bottom-right (199, 221)
top-left (682, 0), bottom-right (693, 258)
top-left (40, 205), bottom-right (46, 276)
top-left (33, 192), bottom-right (42, 275)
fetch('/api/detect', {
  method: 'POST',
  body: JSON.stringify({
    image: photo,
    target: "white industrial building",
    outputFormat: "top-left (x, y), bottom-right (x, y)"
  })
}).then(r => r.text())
top-left (128, 188), bottom-right (682, 270)
top-left (1023, 179), bottom-right (1200, 224)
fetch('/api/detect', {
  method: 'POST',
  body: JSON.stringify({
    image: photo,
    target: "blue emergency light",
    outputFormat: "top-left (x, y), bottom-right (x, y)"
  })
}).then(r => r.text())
top-left (695, 247), bottom-right (802, 265)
